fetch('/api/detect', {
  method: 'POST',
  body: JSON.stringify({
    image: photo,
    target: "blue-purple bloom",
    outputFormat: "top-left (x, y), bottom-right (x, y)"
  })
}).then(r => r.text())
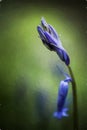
top-left (53, 75), bottom-right (71, 119)
top-left (37, 17), bottom-right (70, 65)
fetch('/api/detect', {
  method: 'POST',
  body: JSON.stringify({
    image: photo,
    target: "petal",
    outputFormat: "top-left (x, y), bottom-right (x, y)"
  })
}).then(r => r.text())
top-left (48, 24), bottom-right (59, 40)
top-left (37, 25), bottom-right (46, 40)
top-left (44, 31), bottom-right (64, 50)
top-left (63, 50), bottom-right (70, 65)
top-left (55, 48), bottom-right (64, 61)
top-left (57, 81), bottom-right (69, 112)
top-left (62, 108), bottom-right (69, 117)
top-left (55, 47), bottom-right (70, 65)
top-left (53, 111), bottom-right (62, 119)
top-left (44, 31), bottom-right (58, 46)
top-left (53, 108), bottom-right (68, 119)
top-left (58, 81), bottom-right (69, 97)
top-left (37, 26), bottom-right (54, 51)
top-left (41, 17), bottom-right (48, 31)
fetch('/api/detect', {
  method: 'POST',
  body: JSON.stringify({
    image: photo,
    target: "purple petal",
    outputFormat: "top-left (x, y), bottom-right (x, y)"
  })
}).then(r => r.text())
top-left (41, 17), bottom-right (48, 29)
top-left (53, 108), bottom-right (68, 119)
top-left (44, 31), bottom-right (58, 46)
top-left (53, 111), bottom-right (62, 119)
top-left (57, 80), bottom-right (69, 112)
top-left (63, 50), bottom-right (70, 65)
top-left (37, 25), bottom-right (46, 40)
top-left (48, 24), bottom-right (58, 40)
top-left (62, 108), bottom-right (69, 117)
top-left (55, 48), bottom-right (64, 61)
top-left (55, 47), bottom-right (70, 65)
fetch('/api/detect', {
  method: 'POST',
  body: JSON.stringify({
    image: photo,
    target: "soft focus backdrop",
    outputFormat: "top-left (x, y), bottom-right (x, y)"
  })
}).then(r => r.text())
top-left (0, 0), bottom-right (87, 130)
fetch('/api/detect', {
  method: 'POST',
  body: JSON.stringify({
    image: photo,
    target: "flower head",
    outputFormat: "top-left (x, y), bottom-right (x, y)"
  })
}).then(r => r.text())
top-left (53, 75), bottom-right (71, 119)
top-left (37, 17), bottom-right (70, 65)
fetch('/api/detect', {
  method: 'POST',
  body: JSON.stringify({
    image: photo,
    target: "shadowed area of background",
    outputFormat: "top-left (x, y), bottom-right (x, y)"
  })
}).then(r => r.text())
top-left (0, 0), bottom-right (87, 130)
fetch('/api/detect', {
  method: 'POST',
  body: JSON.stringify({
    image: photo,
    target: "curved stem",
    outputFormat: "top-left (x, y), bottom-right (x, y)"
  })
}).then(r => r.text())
top-left (67, 65), bottom-right (78, 130)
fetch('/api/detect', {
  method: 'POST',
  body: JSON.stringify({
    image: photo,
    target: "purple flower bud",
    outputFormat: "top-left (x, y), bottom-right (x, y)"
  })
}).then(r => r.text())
top-left (37, 17), bottom-right (70, 65)
top-left (37, 26), bottom-right (54, 51)
top-left (53, 76), bottom-right (71, 119)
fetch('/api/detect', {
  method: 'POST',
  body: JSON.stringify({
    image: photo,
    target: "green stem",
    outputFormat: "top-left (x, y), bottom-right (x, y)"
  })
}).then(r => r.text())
top-left (67, 65), bottom-right (78, 130)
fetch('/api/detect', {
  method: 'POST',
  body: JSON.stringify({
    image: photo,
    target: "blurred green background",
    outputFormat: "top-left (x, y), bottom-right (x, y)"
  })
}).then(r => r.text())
top-left (0, 0), bottom-right (87, 130)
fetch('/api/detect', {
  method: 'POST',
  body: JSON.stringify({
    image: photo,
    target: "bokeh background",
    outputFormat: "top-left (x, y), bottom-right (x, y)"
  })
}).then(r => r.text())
top-left (0, 0), bottom-right (87, 130)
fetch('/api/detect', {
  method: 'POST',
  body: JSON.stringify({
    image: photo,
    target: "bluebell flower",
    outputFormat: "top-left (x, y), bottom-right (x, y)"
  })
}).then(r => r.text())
top-left (37, 17), bottom-right (70, 65)
top-left (53, 75), bottom-right (71, 119)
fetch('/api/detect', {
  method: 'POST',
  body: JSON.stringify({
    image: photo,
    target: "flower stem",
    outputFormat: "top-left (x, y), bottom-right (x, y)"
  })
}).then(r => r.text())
top-left (67, 65), bottom-right (79, 130)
